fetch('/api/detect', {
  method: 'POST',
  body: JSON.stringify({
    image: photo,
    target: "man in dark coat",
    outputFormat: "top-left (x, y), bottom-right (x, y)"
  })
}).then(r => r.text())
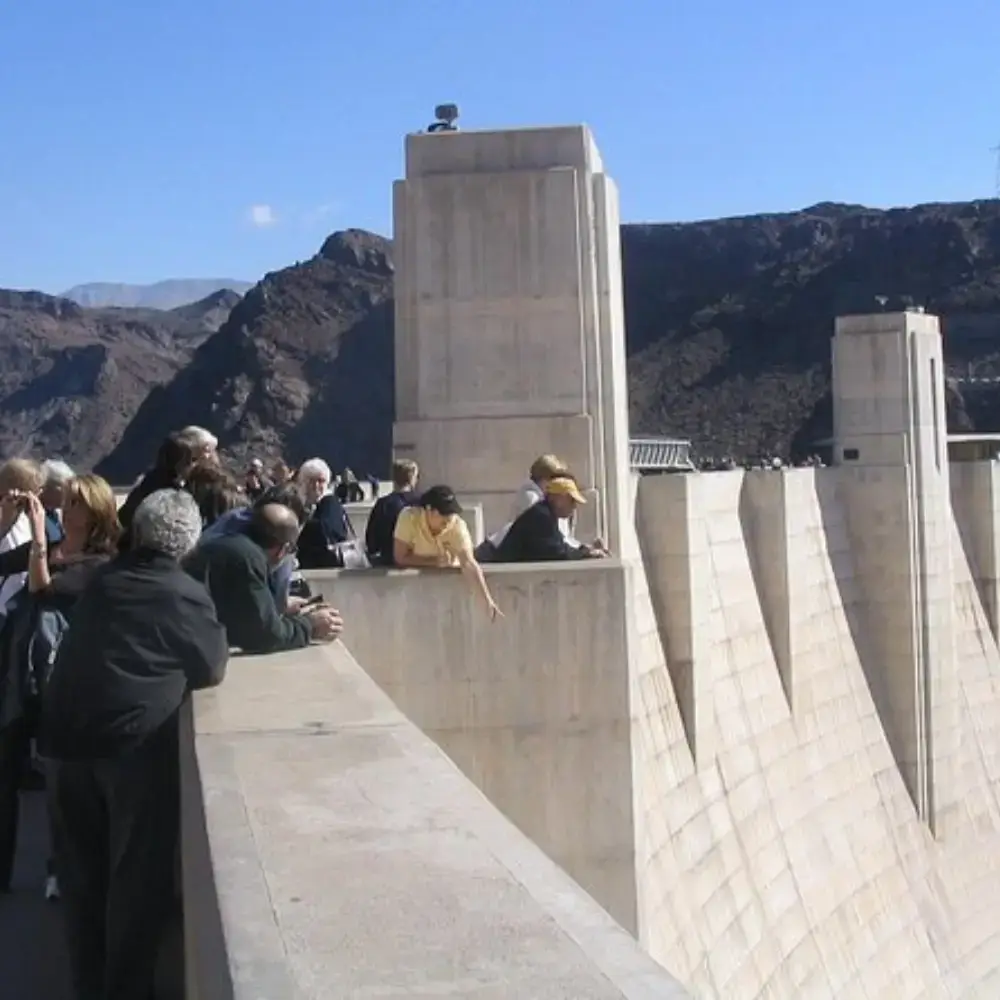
top-left (494, 476), bottom-right (610, 563)
top-left (186, 503), bottom-right (344, 653)
top-left (40, 488), bottom-right (229, 1000)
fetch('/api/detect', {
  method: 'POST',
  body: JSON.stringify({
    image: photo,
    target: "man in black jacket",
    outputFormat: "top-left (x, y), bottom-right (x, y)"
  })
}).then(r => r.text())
top-left (185, 503), bottom-right (343, 653)
top-left (40, 488), bottom-right (229, 1000)
top-left (365, 459), bottom-right (419, 566)
top-left (494, 476), bottom-right (610, 563)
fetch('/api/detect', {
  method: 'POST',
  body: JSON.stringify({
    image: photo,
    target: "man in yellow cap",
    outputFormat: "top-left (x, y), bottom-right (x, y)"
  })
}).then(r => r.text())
top-left (493, 474), bottom-right (610, 563)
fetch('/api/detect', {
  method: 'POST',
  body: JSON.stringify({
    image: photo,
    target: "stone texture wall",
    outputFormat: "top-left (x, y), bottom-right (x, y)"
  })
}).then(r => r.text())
top-left (630, 465), bottom-right (1000, 997)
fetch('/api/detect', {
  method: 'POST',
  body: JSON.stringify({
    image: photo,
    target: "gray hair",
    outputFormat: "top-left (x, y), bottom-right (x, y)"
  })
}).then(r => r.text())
top-left (133, 489), bottom-right (204, 559)
top-left (177, 425), bottom-right (218, 451)
top-left (41, 459), bottom-right (75, 485)
top-left (298, 458), bottom-right (332, 482)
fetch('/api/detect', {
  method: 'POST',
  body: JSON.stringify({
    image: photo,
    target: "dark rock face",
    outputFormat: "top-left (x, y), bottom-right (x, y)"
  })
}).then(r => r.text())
top-left (96, 231), bottom-right (395, 481)
top-left (0, 288), bottom-right (241, 471)
top-left (8, 204), bottom-right (1000, 478)
top-left (622, 200), bottom-right (1000, 460)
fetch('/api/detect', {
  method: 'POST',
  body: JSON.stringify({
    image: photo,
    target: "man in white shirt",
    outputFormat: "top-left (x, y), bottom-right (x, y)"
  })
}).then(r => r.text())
top-left (0, 459), bottom-right (45, 616)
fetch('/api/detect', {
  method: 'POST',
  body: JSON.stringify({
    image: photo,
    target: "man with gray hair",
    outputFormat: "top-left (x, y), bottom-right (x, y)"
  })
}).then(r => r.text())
top-left (40, 458), bottom-right (74, 544)
top-left (176, 424), bottom-right (218, 464)
top-left (39, 488), bottom-right (228, 1000)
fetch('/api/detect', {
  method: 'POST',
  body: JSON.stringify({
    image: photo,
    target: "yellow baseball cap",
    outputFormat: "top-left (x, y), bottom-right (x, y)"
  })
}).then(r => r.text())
top-left (545, 476), bottom-right (587, 504)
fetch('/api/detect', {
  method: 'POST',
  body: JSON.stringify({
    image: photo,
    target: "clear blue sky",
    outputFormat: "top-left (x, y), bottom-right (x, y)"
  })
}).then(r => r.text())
top-left (2, 0), bottom-right (999, 293)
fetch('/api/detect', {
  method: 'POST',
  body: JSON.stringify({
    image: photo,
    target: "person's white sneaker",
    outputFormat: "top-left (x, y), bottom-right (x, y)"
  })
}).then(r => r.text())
top-left (44, 875), bottom-right (60, 901)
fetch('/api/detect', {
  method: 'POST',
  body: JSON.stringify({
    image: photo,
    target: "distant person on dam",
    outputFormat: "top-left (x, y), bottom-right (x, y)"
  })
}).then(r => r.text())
top-left (244, 457), bottom-right (271, 500)
top-left (493, 475), bottom-right (610, 564)
top-left (39, 489), bottom-right (229, 1000)
top-left (295, 458), bottom-right (356, 569)
top-left (393, 485), bottom-right (503, 621)
top-left (476, 454), bottom-right (593, 562)
top-left (365, 459), bottom-right (419, 567)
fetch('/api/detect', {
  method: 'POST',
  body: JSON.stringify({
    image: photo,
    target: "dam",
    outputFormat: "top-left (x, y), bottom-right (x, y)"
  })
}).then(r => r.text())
top-left (111, 125), bottom-right (1000, 996)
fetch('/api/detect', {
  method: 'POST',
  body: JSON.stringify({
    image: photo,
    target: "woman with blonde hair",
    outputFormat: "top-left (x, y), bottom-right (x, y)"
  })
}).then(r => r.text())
top-left (0, 473), bottom-right (120, 898)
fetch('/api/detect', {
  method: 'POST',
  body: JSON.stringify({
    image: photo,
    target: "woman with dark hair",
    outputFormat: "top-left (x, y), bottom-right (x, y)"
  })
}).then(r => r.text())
top-left (185, 462), bottom-right (243, 529)
top-left (0, 474), bottom-right (121, 898)
top-left (117, 433), bottom-right (197, 550)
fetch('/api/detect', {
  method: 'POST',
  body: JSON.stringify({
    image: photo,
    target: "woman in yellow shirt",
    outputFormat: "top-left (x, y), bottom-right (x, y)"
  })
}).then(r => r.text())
top-left (393, 485), bottom-right (502, 621)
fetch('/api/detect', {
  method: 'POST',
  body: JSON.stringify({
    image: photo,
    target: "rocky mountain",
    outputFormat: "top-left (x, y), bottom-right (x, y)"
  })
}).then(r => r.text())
top-left (10, 200), bottom-right (1000, 480)
top-left (623, 199), bottom-right (1000, 459)
top-left (0, 289), bottom-right (240, 471)
top-left (97, 231), bottom-right (394, 481)
top-left (62, 278), bottom-right (252, 310)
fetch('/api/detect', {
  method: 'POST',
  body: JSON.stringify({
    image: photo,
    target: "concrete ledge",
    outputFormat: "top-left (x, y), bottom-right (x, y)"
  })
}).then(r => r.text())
top-left (184, 643), bottom-right (688, 998)
top-left (300, 560), bottom-right (639, 930)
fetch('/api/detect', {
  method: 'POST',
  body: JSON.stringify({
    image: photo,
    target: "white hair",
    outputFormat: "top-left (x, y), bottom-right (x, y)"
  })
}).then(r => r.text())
top-left (298, 458), bottom-right (332, 481)
top-left (41, 459), bottom-right (75, 485)
top-left (133, 489), bottom-right (204, 559)
top-left (178, 425), bottom-right (218, 451)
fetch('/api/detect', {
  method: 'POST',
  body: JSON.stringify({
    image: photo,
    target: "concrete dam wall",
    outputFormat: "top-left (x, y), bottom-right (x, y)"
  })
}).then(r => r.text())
top-left (183, 122), bottom-right (1000, 997)
top-left (316, 457), bottom-right (1000, 998)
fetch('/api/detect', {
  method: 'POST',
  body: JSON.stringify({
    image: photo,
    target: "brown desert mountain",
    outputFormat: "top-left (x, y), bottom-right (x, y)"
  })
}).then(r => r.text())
top-left (0, 289), bottom-right (240, 472)
top-left (4, 200), bottom-right (1000, 479)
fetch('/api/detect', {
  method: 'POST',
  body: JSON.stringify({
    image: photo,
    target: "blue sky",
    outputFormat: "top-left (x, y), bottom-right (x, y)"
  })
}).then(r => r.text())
top-left (2, 0), bottom-right (999, 293)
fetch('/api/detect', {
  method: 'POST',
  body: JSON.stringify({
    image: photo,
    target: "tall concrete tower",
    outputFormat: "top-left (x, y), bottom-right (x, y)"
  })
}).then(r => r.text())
top-left (391, 125), bottom-right (632, 550)
top-left (832, 310), bottom-right (958, 834)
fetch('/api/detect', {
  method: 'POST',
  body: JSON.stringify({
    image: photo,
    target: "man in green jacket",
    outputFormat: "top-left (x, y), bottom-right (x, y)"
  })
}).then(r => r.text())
top-left (186, 503), bottom-right (342, 653)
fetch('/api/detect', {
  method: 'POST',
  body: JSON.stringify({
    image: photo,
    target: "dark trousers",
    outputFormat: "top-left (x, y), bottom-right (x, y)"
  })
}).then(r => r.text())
top-left (0, 715), bottom-right (32, 890)
top-left (49, 720), bottom-right (180, 1000)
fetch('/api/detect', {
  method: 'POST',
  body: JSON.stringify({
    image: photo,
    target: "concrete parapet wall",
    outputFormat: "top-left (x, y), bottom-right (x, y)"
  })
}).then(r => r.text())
top-left (182, 644), bottom-right (688, 998)
top-left (311, 561), bottom-right (639, 932)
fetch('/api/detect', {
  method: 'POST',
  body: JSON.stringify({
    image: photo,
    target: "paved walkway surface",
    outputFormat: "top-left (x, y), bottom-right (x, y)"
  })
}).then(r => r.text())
top-left (0, 791), bottom-right (71, 999)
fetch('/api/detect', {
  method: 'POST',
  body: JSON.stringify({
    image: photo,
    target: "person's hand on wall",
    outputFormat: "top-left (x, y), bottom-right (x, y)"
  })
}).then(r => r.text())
top-left (307, 606), bottom-right (344, 642)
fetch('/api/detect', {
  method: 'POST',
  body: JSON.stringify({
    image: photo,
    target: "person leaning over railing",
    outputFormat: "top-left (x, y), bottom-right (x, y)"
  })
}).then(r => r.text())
top-left (493, 476), bottom-right (610, 564)
top-left (393, 485), bottom-right (503, 621)
top-left (186, 502), bottom-right (344, 652)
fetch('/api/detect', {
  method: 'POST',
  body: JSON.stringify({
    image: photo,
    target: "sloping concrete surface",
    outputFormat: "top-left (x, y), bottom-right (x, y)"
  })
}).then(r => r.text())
top-left (0, 792), bottom-right (71, 999)
top-left (190, 644), bottom-right (689, 999)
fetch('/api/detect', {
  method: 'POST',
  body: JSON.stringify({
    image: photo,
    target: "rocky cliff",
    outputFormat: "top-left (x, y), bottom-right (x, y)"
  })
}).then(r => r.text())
top-left (96, 231), bottom-right (394, 480)
top-left (7, 199), bottom-right (1000, 478)
top-left (0, 289), bottom-right (239, 470)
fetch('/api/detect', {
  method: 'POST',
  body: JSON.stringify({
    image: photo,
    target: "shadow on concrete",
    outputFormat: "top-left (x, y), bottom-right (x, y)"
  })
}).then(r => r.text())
top-left (814, 470), bottom-right (900, 765)
top-left (0, 791), bottom-right (71, 999)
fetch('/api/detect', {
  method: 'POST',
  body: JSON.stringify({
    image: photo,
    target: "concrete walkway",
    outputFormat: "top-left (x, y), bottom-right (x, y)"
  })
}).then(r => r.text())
top-left (0, 791), bottom-right (71, 999)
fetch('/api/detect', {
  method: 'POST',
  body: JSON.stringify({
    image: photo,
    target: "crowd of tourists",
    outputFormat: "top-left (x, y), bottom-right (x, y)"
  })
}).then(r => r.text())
top-left (0, 426), bottom-right (610, 999)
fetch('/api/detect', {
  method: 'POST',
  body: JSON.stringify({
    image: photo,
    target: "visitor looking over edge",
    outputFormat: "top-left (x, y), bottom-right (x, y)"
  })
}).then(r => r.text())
top-left (186, 502), bottom-right (343, 652)
top-left (393, 485), bottom-right (502, 620)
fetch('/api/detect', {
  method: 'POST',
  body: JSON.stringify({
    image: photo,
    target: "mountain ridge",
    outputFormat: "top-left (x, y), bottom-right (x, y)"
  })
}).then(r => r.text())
top-left (3, 198), bottom-right (1000, 478)
top-left (61, 278), bottom-right (252, 311)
